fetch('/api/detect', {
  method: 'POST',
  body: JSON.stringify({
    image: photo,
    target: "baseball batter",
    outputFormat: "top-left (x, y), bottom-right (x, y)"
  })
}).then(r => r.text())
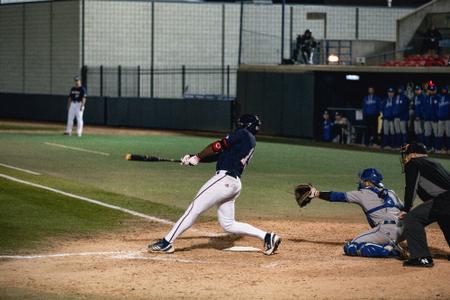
top-left (296, 168), bottom-right (405, 258)
top-left (65, 76), bottom-right (87, 137)
top-left (149, 114), bottom-right (281, 255)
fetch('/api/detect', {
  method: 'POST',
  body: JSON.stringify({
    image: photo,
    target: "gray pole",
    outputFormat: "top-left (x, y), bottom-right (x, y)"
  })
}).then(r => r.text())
top-left (281, 0), bottom-right (286, 63)
top-left (221, 4), bottom-right (225, 97)
top-left (238, 0), bottom-right (244, 65)
top-left (150, 0), bottom-right (155, 100)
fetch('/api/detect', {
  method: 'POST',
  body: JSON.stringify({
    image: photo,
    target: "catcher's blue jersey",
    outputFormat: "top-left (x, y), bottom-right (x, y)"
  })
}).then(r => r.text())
top-left (216, 128), bottom-right (255, 178)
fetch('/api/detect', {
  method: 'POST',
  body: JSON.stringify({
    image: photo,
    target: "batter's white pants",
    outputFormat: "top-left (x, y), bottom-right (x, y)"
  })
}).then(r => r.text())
top-left (66, 102), bottom-right (84, 136)
top-left (164, 170), bottom-right (267, 243)
top-left (437, 120), bottom-right (450, 138)
top-left (383, 120), bottom-right (395, 135)
top-left (393, 118), bottom-right (407, 135)
top-left (414, 119), bottom-right (423, 135)
top-left (352, 223), bottom-right (403, 244)
top-left (424, 121), bottom-right (438, 137)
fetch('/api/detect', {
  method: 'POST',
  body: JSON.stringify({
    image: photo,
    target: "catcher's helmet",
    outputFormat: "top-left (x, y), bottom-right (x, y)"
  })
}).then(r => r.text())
top-left (359, 168), bottom-right (384, 188)
top-left (237, 114), bottom-right (261, 135)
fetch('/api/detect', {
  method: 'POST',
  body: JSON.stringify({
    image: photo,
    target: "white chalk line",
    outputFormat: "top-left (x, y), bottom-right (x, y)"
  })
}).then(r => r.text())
top-left (0, 162), bottom-right (41, 175)
top-left (0, 251), bottom-right (282, 268)
top-left (44, 142), bottom-right (110, 156)
top-left (0, 173), bottom-right (223, 238)
top-left (0, 251), bottom-right (205, 264)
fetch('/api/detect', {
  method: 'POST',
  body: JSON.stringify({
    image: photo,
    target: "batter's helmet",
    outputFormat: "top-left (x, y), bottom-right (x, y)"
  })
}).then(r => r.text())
top-left (237, 114), bottom-right (261, 135)
top-left (359, 168), bottom-right (384, 188)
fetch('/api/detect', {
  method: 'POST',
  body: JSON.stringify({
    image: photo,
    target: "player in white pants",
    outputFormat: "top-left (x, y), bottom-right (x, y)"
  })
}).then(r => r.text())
top-left (149, 114), bottom-right (281, 255)
top-left (65, 76), bottom-right (87, 137)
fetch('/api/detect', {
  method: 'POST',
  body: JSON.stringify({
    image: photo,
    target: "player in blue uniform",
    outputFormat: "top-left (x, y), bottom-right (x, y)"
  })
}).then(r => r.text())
top-left (149, 114), bottom-right (281, 255)
top-left (362, 86), bottom-right (381, 146)
top-left (423, 85), bottom-right (439, 151)
top-left (393, 86), bottom-right (410, 147)
top-left (301, 168), bottom-right (405, 258)
top-left (381, 88), bottom-right (395, 148)
top-left (436, 85), bottom-right (450, 153)
top-left (322, 110), bottom-right (334, 142)
top-left (413, 85), bottom-right (426, 144)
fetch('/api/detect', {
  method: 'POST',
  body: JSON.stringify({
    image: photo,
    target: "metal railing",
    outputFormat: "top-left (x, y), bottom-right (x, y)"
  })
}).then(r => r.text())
top-left (84, 65), bottom-right (237, 100)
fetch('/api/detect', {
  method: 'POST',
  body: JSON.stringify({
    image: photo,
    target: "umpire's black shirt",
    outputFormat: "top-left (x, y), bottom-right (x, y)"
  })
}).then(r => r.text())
top-left (404, 157), bottom-right (450, 213)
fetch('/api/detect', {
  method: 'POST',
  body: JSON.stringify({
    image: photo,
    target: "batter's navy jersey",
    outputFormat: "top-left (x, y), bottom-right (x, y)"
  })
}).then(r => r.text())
top-left (69, 86), bottom-right (87, 102)
top-left (216, 128), bottom-right (256, 177)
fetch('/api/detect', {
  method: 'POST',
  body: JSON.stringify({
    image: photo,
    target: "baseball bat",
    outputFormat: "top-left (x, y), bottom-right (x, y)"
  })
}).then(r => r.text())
top-left (125, 153), bottom-right (181, 163)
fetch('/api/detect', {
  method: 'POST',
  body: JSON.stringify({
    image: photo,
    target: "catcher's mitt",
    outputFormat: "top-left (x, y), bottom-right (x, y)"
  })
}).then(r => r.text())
top-left (294, 183), bottom-right (318, 208)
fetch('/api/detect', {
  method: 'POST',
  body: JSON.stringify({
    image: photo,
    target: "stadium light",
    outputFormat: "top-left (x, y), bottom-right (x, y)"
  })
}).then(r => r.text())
top-left (328, 54), bottom-right (339, 64)
top-left (346, 75), bottom-right (360, 81)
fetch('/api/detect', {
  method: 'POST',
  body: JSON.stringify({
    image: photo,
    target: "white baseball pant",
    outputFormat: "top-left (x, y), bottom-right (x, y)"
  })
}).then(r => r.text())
top-left (424, 121), bottom-right (438, 137)
top-left (414, 119), bottom-right (423, 135)
top-left (66, 101), bottom-right (84, 136)
top-left (164, 170), bottom-right (266, 243)
top-left (383, 120), bottom-right (395, 135)
top-left (393, 118), bottom-right (407, 135)
top-left (437, 120), bottom-right (450, 138)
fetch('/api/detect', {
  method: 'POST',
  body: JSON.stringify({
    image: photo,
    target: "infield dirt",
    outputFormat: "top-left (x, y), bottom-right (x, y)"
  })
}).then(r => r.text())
top-left (1, 219), bottom-right (449, 300)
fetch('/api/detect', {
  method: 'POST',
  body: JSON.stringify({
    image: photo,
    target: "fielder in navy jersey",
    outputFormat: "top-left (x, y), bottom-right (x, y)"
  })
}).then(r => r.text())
top-left (149, 114), bottom-right (281, 255)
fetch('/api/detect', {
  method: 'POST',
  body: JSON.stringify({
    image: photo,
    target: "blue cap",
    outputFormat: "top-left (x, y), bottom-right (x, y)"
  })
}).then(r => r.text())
top-left (387, 87), bottom-right (395, 93)
top-left (414, 85), bottom-right (422, 91)
top-left (428, 85), bottom-right (436, 91)
top-left (74, 76), bottom-right (81, 81)
top-left (442, 85), bottom-right (448, 90)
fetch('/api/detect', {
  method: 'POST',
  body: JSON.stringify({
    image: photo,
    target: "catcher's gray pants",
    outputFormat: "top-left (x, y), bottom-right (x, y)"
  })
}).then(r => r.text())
top-left (383, 120), bottom-right (395, 135)
top-left (437, 120), bottom-right (450, 138)
top-left (164, 170), bottom-right (266, 243)
top-left (424, 121), bottom-right (438, 137)
top-left (352, 223), bottom-right (403, 245)
top-left (414, 119), bottom-right (423, 135)
top-left (394, 118), bottom-right (407, 135)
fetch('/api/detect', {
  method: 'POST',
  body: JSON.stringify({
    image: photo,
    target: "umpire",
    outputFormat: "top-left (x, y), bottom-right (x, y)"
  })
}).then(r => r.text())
top-left (400, 142), bottom-right (450, 267)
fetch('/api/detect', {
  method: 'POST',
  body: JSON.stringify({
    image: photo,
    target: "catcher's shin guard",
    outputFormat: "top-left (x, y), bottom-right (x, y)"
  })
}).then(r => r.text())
top-left (343, 242), bottom-right (391, 257)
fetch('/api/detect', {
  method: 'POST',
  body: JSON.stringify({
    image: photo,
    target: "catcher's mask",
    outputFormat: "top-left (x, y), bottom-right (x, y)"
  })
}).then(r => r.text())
top-left (237, 114), bottom-right (261, 135)
top-left (400, 143), bottom-right (427, 173)
top-left (358, 168), bottom-right (384, 189)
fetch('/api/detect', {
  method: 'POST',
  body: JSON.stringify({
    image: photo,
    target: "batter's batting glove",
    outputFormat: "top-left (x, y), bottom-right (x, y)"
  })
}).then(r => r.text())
top-left (180, 154), bottom-right (200, 166)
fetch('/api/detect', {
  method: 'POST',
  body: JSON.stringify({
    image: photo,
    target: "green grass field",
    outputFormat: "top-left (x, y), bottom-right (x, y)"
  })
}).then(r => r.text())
top-left (2, 123), bottom-right (450, 254)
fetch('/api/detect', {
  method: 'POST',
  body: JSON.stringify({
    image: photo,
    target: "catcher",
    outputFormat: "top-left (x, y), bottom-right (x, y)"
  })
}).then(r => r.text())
top-left (295, 168), bottom-right (406, 258)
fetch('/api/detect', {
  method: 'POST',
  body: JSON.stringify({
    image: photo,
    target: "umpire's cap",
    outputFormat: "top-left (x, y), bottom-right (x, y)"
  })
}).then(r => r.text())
top-left (401, 142), bottom-right (427, 155)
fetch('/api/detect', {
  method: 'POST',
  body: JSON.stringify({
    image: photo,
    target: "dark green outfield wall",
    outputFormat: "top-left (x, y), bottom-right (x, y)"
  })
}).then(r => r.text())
top-left (0, 93), bottom-right (233, 132)
top-left (236, 69), bottom-right (315, 138)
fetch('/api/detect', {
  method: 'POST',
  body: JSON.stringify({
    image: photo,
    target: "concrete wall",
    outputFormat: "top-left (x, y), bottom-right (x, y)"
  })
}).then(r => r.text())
top-left (0, 0), bottom-right (80, 95)
top-left (351, 40), bottom-right (395, 65)
top-left (397, 0), bottom-right (450, 50)
top-left (0, 93), bottom-right (233, 132)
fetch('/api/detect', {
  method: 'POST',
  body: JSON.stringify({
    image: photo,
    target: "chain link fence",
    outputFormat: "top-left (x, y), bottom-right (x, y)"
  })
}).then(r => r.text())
top-left (1, 0), bottom-right (413, 97)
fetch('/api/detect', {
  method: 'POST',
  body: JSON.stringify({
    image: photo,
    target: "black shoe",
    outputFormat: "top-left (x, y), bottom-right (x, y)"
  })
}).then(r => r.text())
top-left (148, 239), bottom-right (174, 253)
top-left (403, 256), bottom-right (434, 268)
top-left (263, 232), bottom-right (281, 255)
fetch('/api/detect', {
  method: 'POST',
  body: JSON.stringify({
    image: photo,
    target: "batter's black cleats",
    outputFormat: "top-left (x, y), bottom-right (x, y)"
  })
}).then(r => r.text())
top-left (263, 232), bottom-right (281, 255)
top-left (149, 239), bottom-right (174, 254)
top-left (403, 256), bottom-right (434, 268)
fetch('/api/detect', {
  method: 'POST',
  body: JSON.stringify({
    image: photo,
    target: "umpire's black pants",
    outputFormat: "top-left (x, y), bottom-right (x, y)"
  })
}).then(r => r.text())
top-left (404, 199), bottom-right (450, 259)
